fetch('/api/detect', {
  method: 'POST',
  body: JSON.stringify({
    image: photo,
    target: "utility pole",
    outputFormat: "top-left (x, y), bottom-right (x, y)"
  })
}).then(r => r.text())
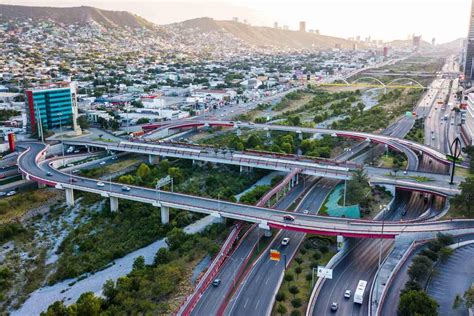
top-left (448, 137), bottom-right (462, 185)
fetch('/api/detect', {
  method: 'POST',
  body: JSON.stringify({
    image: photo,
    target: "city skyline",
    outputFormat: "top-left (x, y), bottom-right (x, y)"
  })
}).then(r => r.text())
top-left (0, 0), bottom-right (472, 43)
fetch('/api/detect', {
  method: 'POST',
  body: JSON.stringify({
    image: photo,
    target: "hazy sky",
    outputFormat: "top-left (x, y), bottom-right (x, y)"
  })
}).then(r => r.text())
top-left (0, 0), bottom-right (472, 43)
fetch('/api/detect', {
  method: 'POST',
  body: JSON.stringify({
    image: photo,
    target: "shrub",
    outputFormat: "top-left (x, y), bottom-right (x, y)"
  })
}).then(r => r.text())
top-left (291, 298), bottom-right (302, 308)
top-left (312, 250), bottom-right (322, 260)
top-left (276, 291), bottom-right (286, 302)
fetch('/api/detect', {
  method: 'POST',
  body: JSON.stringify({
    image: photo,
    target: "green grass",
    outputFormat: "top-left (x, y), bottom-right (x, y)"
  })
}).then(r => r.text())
top-left (271, 236), bottom-right (336, 315)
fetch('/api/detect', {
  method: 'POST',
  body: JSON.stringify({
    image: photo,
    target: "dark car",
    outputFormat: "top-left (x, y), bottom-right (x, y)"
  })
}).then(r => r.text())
top-left (212, 279), bottom-right (221, 287)
top-left (283, 215), bottom-right (295, 221)
top-left (46, 172), bottom-right (53, 177)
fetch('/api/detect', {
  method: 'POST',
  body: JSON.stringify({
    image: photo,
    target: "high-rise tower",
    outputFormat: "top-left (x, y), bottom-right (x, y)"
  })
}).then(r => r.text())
top-left (464, 0), bottom-right (474, 81)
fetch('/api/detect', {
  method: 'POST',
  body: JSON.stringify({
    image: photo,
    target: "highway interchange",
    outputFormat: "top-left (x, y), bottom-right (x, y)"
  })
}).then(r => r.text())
top-left (15, 55), bottom-right (474, 316)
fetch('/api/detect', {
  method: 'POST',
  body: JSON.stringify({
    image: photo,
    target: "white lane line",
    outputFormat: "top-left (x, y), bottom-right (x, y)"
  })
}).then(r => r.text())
top-left (244, 297), bottom-right (249, 309)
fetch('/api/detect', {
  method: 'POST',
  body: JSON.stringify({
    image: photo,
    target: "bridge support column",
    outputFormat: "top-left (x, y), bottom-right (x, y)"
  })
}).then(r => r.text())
top-left (148, 154), bottom-right (160, 165)
top-left (266, 131), bottom-right (271, 138)
top-left (263, 229), bottom-right (272, 237)
top-left (110, 196), bottom-right (119, 212)
top-left (38, 182), bottom-right (46, 189)
top-left (161, 206), bottom-right (169, 225)
top-left (65, 188), bottom-right (74, 207)
top-left (240, 166), bottom-right (253, 173)
top-left (235, 128), bottom-right (242, 136)
top-left (297, 132), bottom-right (303, 140)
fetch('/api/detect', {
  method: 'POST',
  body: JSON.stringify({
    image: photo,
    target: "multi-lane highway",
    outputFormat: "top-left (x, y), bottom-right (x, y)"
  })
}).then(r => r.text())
top-left (226, 178), bottom-right (339, 316)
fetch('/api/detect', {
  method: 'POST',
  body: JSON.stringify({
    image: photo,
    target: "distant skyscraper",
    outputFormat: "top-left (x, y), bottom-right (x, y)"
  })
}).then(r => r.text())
top-left (299, 21), bottom-right (306, 32)
top-left (232, 17), bottom-right (239, 22)
top-left (464, 0), bottom-right (474, 81)
top-left (283, 25), bottom-right (289, 30)
top-left (356, 35), bottom-right (361, 42)
top-left (432, 38), bottom-right (436, 46)
top-left (383, 47), bottom-right (388, 58)
top-left (413, 35), bottom-right (422, 51)
top-left (274, 22), bottom-right (278, 29)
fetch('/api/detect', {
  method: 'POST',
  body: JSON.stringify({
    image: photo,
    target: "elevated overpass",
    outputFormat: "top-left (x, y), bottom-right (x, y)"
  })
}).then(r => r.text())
top-left (62, 139), bottom-right (459, 197)
top-left (16, 142), bottom-right (470, 239)
top-left (141, 120), bottom-right (451, 167)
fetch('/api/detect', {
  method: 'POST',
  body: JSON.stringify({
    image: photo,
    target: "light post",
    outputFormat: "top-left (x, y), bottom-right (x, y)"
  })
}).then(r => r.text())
top-left (376, 204), bottom-right (386, 306)
top-left (58, 112), bottom-right (66, 167)
top-left (155, 182), bottom-right (161, 203)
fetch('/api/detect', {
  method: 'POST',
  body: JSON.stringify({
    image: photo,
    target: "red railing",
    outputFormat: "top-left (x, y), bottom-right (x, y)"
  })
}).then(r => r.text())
top-left (177, 224), bottom-right (242, 315)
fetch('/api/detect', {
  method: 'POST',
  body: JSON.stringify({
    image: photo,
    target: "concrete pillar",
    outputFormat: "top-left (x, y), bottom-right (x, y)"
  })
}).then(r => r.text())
top-left (295, 174), bottom-right (299, 185)
top-left (214, 216), bottom-right (226, 224)
top-left (236, 128), bottom-right (242, 136)
top-left (298, 132), bottom-right (303, 140)
top-left (65, 188), bottom-right (74, 207)
top-left (266, 131), bottom-right (271, 138)
top-left (110, 196), bottom-right (119, 212)
top-left (148, 154), bottom-right (160, 165)
top-left (38, 182), bottom-right (46, 189)
top-left (263, 229), bottom-right (272, 237)
top-left (161, 206), bottom-right (169, 225)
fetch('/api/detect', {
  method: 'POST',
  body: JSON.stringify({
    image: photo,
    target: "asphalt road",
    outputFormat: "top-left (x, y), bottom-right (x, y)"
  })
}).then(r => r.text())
top-left (191, 177), bottom-right (310, 316)
top-left (381, 234), bottom-right (474, 316)
top-left (226, 177), bottom-right (339, 316)
top-left (426, 243), bottom-right (474, 316)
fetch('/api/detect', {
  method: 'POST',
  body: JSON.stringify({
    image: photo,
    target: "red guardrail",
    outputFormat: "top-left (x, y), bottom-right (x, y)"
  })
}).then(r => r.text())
top-left (178, 224), bottom-right (242, 315)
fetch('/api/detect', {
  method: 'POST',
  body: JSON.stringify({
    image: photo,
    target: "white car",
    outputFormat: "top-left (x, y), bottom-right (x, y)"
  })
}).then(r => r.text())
top-left (99, 161), bottom-right (106, 165)
top-left (303, 210), bottom-right (309, 214)
top-left (281, 237), bottom-right (290, 246)
top-left (96, 182), bottom-right (105, 187)
top-left (6, 190), bottom-right (16, 196)
top-left (344, 290), bottom-right (352, 298)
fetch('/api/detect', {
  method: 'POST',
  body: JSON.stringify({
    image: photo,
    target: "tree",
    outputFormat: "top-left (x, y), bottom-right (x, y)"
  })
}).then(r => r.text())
top-left (154, 248), bottom-right (173, 265)
top-left (276, 291), bottom-right (286, 302)
top-left (132, 256), bottom-right (146, 271)
top-left (75, 292), bottom-right (103, 316)
top-left (295, 266), bottom-right (302, 279)
top-left (136, 163), bottom-right (151, 179)
top-left (290, 310), bottom-right (301, 316)
top-left (284, 272), bottom-right (294, 286)
top-left (168, 167), bottom-right (184, 184)
top-left (464, 287), bottom-right (474, 308)
top-left (408, 255), bottom-right (433, 283)
top-left (346, 169), bottom-right (371, 205)
top-left (452, 177), bottom-right (474, 215)
top-left (289, 285), bottom-right (299, 299)
top-left (277, 303), bottom-right (287, 316)
top-left (118, 175), bottom-right (135, 185)
top-left (291, 298), bottom-right (302, 308)
top-left (136, 118), bottom-right (150, 125)
top-left (402, 280), bottom-right (422, 294)
top-left (166, 228), bottom-right (188, 250)
top-left (398, 290), bottom-right (438, 316)
top-left (453, 294), bottom-right (463, 309)
top-left (246, 134), bottom-right (262, 148)
top-left (357, 102), bottom-right (365, 115)
top-left (439, 247), bottom-right (453, 263)
top-left (41, 301), bottom-right (69, 316)
top-left (102, 279), bottom-right (117, 302)
top-left (77, 115), bottom-right (90, 129)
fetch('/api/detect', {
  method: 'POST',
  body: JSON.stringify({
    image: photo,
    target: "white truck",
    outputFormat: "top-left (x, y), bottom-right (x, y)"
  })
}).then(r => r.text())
top-left (353, 280), bottom-right (367, 304)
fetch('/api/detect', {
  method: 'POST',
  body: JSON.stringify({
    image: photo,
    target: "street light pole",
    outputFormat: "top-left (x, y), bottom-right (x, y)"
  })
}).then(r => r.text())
top-left (376, 205), bottom-right (386, 305)
top-left (59, 112), bottom-right (65, 167)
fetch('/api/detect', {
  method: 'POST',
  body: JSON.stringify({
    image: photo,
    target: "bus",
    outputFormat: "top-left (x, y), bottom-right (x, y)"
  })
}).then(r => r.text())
top-left (354, 280), bottom-right (367, 304)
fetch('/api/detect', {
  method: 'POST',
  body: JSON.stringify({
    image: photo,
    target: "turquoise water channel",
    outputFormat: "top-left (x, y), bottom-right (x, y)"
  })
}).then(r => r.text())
top-left (325, 184), bottom-right (360, 218)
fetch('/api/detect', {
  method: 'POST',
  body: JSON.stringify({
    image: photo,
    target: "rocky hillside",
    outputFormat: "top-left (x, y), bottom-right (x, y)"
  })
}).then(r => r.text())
top-left (0, 4), bottom-right (154, 29)
top-left (172, 17), bottom-right (360, 50)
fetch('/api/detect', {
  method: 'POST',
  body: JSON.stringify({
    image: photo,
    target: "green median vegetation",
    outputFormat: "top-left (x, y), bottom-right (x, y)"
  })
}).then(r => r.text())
top-left (272, 236), bottom-right (336, 315)
top-left (42, 224), bottom-right (229, 315)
